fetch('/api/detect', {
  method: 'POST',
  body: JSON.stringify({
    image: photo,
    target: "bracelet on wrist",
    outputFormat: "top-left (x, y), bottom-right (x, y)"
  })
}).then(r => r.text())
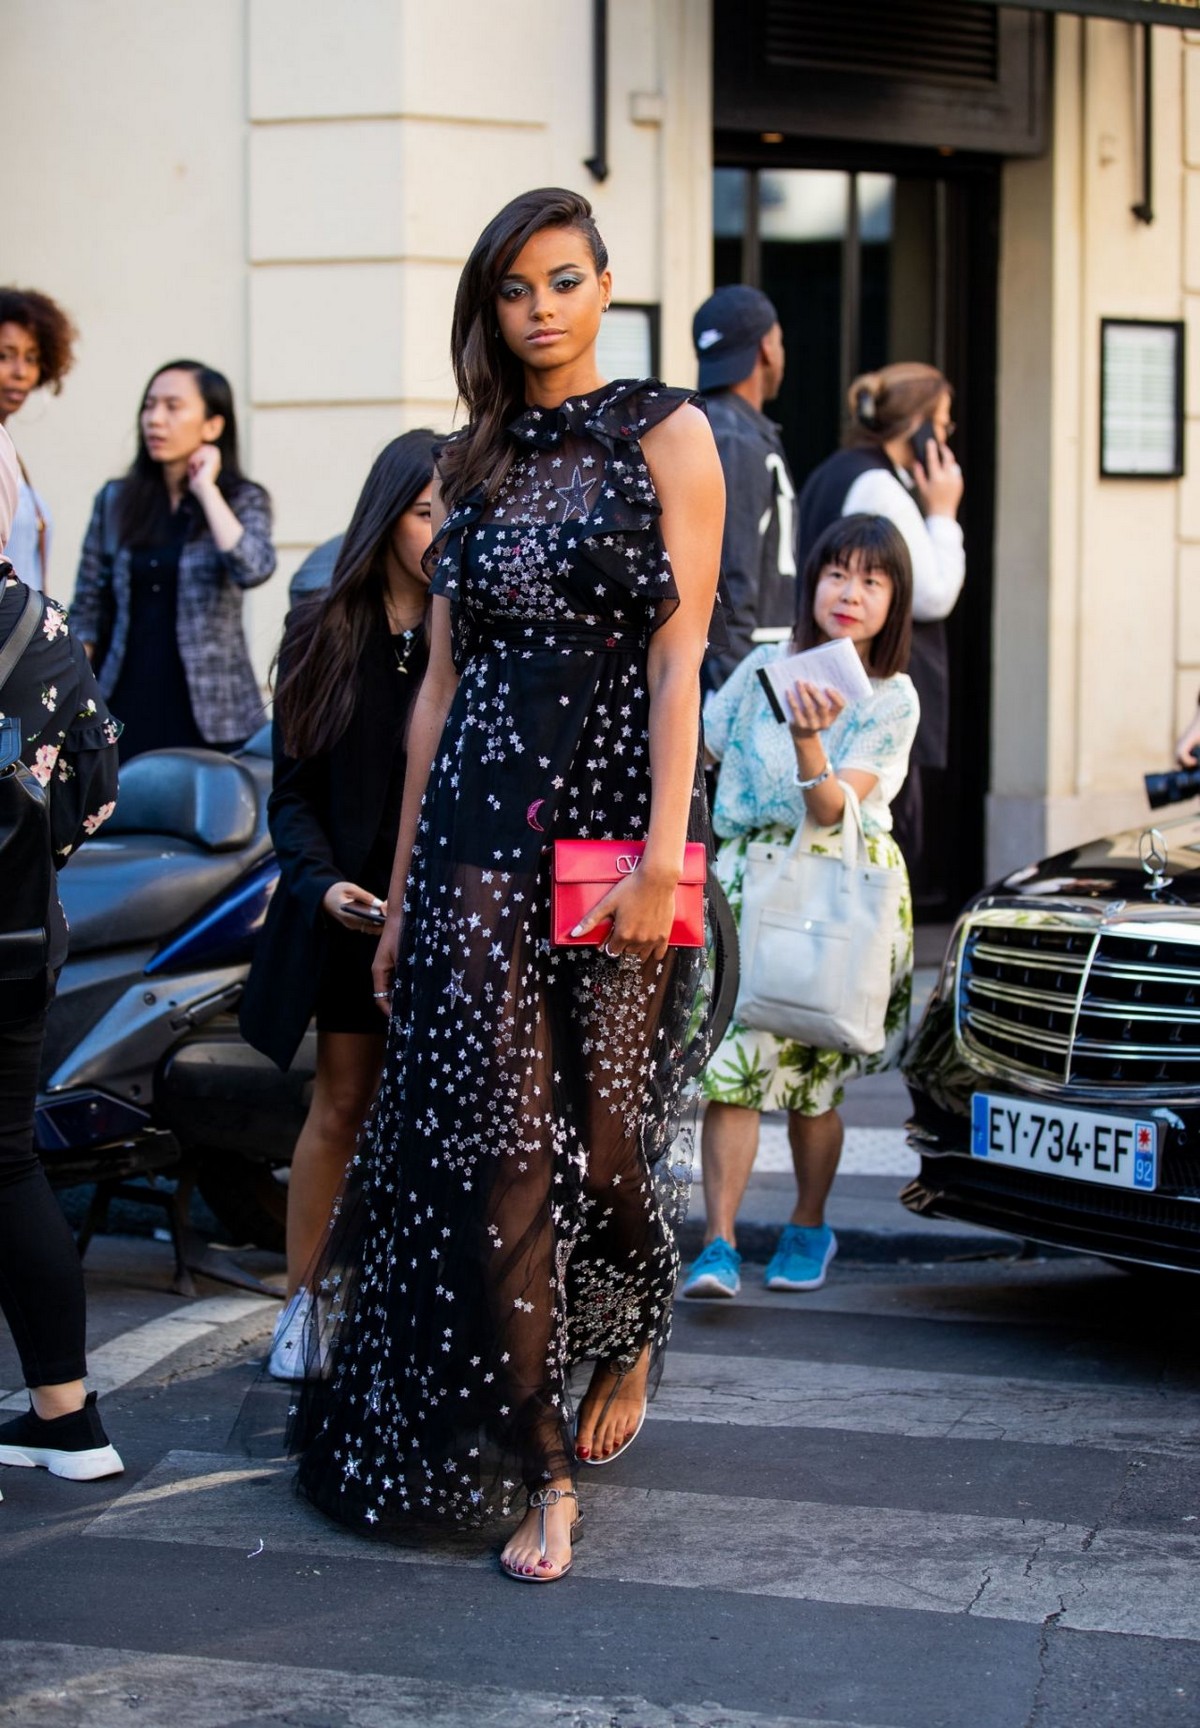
top-left (795, 760), bottom-right (832, 791)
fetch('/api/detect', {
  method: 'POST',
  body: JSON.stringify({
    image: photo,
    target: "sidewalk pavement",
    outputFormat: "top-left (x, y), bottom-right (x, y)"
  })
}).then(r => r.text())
top-left (680, 950), bottom-right (1026, 1266)
top-left (678, 1164), bottom-right (1023, 1266)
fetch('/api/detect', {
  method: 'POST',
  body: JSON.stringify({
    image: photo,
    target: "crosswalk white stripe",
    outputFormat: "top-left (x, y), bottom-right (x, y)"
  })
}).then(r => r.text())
top-left (654, 1351), bottom-right (1200, 1458)
top-left (81, 1451), bottom-right (1200, 1642)
top-left (0, 1642), bottom-right (890, 1728)
top-left (0, 1295), bottom-right (275, 1412)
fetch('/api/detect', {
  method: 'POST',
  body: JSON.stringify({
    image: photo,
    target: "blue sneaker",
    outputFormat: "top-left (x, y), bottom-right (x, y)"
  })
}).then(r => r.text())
top-left (682, 1237), bottom-right (741, 1299)
top-left (764, 1224), bottom-right (838, 1291)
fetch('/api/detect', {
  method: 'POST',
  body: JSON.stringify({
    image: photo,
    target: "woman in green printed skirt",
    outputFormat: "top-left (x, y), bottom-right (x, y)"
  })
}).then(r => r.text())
top-left (685, 514), bottom-right (918, 1299)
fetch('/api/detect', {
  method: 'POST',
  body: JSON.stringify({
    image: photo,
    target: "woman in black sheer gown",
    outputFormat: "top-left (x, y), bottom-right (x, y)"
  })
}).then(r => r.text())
top-left (292, 188), bottom-right (724, 1583)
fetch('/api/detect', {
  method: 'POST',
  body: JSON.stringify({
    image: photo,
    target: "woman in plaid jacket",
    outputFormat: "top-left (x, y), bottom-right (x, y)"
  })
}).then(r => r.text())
top-left (70, 359), bottom-right (276, 758)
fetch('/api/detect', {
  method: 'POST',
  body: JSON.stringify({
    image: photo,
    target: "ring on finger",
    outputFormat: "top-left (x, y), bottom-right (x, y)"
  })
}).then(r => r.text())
top-left (601, 939), bottom-right (619, 959)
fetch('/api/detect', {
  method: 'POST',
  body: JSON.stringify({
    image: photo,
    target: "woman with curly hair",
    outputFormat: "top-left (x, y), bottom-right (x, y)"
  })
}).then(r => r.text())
top-left (0, 287), bottom-right (78, 593)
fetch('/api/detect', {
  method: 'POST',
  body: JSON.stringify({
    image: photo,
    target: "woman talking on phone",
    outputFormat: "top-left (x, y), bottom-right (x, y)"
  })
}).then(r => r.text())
top-left (239, 430), bottom-right (439, 1379)
top-left (69, 359), bottom-right (276, 760)
top-left (796, 363), bottom-right (963, 874)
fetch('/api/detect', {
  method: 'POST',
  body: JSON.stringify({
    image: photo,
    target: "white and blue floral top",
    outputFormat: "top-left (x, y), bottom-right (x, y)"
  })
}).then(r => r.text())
top-left (704, 641), bottom-right (919, 840)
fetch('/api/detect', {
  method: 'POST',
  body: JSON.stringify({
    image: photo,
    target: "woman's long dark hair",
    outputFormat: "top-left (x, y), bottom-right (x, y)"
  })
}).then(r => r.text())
top-left (438, 187), bottom-right (609, 511)
top-left (794, 514), bottom-right (913, 679)
top-left (116, 359), bottom-right (246, 549)
top-left (274, 429), bottom-right (439, 760)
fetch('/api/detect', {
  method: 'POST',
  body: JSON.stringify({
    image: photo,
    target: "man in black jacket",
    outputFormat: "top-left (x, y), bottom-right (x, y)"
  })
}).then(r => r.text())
top-left (694, 285), bottom-right (798, 691)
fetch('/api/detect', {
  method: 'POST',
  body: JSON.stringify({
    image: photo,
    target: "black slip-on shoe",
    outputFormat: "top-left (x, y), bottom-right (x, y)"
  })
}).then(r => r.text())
top-left (0, 1391), bottom-right (124, 1480)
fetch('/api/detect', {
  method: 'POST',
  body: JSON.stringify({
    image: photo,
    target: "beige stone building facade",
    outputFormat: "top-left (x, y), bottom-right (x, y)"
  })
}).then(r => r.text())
top-left (995, 12), bottom-right (1200, 873)
top-left (5, 1), bottom-right (1200, 895)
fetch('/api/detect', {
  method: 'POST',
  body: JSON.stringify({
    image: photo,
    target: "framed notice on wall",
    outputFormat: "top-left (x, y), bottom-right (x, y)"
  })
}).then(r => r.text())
top-left (596, 304), bottom-right (659, 381)
top-left (1100, 319), bottom-right (1185, 480)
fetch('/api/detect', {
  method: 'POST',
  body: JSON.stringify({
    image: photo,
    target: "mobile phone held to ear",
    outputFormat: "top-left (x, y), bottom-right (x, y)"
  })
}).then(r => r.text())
top-left (910, 419), bottom-right (943, 469)
top-left (341, 899), bottom-right (386, 926)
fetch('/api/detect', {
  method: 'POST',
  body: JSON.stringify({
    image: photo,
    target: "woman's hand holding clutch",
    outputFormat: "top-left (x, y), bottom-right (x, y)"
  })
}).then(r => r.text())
top-left (569, 864), bottom-right (679, 963)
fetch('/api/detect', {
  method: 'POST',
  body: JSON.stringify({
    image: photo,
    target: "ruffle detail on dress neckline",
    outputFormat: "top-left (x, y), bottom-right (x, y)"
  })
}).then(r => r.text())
top-left (506, 379), bottom-right (700, 452)
top-left (425, 380), bottom-right (717, 667)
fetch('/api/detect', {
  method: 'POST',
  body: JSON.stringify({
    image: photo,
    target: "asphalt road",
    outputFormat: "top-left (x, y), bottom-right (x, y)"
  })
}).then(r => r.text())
top-left (2, 1192), bottom-right (1198, 1728)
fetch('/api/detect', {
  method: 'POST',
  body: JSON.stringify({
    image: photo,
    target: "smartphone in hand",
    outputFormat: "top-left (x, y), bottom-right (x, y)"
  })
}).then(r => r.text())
top-left (341, 899), bottom-right (385, 926)
top-left (909, 419), bottom-right (943, 469)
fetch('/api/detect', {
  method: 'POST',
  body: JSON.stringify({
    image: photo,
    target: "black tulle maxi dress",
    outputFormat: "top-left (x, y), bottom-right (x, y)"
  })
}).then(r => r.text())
top-left (291, 381), bottom-right (712, 1534)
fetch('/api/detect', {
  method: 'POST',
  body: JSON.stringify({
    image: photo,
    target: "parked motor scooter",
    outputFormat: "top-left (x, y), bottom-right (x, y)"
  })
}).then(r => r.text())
top-left (37, 727), bottom-right (311, 1293)
top-left (38, 730), bottom-right (738, 1296)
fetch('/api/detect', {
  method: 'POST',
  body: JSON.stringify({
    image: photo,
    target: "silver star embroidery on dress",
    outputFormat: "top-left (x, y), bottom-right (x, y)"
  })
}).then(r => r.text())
top-left (553, 465), bottom-right (599, 523)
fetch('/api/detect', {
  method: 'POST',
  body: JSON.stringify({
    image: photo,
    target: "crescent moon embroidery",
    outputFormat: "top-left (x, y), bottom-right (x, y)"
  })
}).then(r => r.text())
top-left (526, 799), bottom-right (545, 832)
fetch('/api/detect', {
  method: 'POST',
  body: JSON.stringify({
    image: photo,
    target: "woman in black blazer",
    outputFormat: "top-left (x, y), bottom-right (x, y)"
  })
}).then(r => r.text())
top-left (240, 431), bottom-right (439, 1377)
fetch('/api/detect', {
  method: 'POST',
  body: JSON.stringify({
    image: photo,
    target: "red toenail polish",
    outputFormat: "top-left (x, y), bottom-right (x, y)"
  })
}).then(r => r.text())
top-left (577, 1445), bottom-right (590, 1458)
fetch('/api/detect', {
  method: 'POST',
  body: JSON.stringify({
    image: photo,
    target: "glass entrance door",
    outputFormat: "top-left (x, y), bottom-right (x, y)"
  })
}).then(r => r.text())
top-left (714, 167), bottom-right (948, 508)
top-left (713, 162), bottom-right (999, 913)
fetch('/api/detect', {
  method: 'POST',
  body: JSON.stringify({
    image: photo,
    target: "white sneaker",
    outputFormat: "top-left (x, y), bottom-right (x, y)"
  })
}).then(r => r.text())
top-left (268, 1287), bottom-right (314, 1381)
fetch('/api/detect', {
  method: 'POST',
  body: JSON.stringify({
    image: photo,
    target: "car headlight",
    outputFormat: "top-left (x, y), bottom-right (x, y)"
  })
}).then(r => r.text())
top-left (933, 911), bottom-right (972, 1007)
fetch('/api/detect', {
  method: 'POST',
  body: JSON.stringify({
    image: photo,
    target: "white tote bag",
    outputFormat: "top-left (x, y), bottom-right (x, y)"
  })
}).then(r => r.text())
top-left (733, 782), bottom-right (903, 1056)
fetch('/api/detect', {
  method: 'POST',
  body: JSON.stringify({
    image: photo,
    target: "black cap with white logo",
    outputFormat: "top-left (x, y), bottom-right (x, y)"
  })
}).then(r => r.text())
top-left (692, 285), bottom-right (779, 392)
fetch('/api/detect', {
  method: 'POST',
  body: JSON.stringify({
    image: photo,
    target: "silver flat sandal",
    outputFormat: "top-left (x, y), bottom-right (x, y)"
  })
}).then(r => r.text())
top-left (500, 1486), bottom-right (583, 1583)
top-left (576, 1366), bottom-right (649, 1467)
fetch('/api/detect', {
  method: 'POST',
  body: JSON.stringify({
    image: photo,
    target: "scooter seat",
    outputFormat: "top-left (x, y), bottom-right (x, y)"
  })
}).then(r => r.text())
top-left (59, 833), bottom-right (270, 955)
top-left (106, 749), bottom-right (260, 851)
top-left (60, 749), bottom-right (270, 955)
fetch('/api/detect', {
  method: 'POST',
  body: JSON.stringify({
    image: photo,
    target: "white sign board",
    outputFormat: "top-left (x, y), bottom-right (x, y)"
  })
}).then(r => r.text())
top-left (1100, 320), bottom-right (1183, 479)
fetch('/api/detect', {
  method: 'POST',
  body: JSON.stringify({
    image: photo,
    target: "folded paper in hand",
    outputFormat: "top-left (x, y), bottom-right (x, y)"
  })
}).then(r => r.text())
top-left (755, 637), bottom-right (872, 724)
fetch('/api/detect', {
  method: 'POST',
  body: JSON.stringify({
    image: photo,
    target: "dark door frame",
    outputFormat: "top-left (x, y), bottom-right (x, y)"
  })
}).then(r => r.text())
top-left (713, 142), bottom-right (1001, 910)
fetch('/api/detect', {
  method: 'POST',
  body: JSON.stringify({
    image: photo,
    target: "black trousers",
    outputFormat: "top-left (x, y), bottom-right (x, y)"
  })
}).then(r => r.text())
top-left (0, 994), bottom-right (87, 1387)
top-left (891, 765), bottom-right (923, 882)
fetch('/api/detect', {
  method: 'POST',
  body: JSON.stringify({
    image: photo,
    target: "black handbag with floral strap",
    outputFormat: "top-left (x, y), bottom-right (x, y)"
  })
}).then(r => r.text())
top-left (90, 480), bottom-right (120, 676)
top-left (0, 584), bottom-right (52, 1000)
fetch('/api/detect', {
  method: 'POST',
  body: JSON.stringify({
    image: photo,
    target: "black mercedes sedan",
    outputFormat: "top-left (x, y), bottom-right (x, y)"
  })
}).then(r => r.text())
top-left (902, 807), bottom-right (1200, 1274)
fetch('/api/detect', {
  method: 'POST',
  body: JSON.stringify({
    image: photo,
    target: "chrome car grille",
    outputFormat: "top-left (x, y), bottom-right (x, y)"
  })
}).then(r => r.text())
top-left (956, 916), bottom-right (1200, 1094)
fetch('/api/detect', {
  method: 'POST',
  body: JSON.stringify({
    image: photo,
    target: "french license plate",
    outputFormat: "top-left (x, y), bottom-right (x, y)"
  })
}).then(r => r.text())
top-left (970, 1093), bottom-right (1159, 1192)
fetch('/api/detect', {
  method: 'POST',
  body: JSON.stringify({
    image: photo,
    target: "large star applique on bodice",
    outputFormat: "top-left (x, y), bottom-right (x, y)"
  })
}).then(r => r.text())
top-left (552, 464), bottom-right (599, 523)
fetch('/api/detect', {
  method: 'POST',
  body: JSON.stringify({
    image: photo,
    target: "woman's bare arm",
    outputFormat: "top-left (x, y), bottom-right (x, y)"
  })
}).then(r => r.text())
top-left (370, 596), bottom-right (459, 1008)
top-left (786, 681), bottom-right (878, 825)
top-left (371, 480), bottom-right (460, 1008)
top-left (570, 403), bottom-right (724, 959)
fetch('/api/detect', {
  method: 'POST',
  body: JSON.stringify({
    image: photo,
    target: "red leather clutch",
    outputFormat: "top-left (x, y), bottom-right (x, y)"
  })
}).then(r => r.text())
top-left (551, 839), bottom-right (707, 948)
